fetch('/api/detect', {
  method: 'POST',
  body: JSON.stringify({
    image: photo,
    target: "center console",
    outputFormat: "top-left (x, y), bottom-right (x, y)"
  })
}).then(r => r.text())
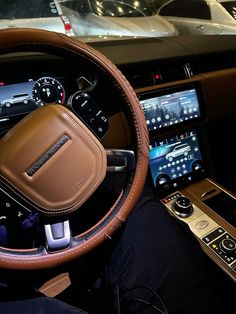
top-left (161, 181), bottom-right (236, 281)
top-left (138, 82), bottom-right (236, 282)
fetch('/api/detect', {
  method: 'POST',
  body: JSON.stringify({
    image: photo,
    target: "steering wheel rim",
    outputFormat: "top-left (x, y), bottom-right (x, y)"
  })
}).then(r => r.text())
top-left (0, 28), bottom-right (149, 269)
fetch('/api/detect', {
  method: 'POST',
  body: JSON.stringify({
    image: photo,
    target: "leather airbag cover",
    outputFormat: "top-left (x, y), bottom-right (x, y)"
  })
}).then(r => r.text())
top-left (0, 104), bottom-right (106, 215)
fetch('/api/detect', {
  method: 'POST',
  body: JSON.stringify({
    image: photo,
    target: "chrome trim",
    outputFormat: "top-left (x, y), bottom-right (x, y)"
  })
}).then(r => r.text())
top-left (45, 220), bottom-right (71, 252)
top-left (106, 149), bottom-right (135, 172)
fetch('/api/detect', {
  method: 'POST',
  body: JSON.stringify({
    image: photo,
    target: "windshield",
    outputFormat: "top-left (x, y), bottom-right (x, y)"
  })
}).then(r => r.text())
top-left (0, 0), bottom-right (236, 39)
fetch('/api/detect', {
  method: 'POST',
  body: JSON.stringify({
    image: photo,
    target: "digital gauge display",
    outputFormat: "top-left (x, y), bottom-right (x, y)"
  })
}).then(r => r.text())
top-left (0, 76), bottom-right (65, 119)
top-left (32, 77), bottom-right (65, 106)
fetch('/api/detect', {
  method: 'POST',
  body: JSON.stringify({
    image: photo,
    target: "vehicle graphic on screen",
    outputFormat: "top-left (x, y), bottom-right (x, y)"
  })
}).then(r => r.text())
top-left (166, 143), bottom-right (191, 161)
top-left (1, 94), bottom-right (31, 107)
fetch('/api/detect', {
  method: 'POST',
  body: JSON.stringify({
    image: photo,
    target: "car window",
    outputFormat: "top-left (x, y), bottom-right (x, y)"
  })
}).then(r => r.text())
top-left (0, 0), bottom-right (59, 19)
top-left (220, 1), bottom-right (236, 20)
top-left (90, 0), bottom-right (158, 17)
top-left (0, 0), bottom-right (236, 38)
top-left (62, 0), bottom-right (158, 17)
top-left (159, 0), bottom-right (211, 20)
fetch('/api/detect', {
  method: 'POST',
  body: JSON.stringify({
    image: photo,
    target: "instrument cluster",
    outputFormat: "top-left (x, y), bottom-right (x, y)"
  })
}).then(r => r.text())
top-left (0, 74), bottom-right (109, 138)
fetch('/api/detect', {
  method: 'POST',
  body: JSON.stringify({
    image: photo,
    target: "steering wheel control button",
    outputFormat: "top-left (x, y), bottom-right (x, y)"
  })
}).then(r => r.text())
top-left (70, 92), bottom-right (98, 115)
top-left (68, 92), bottom-right (109, 137)
top-left (173, 196), bottom-right (193, 218)
top-left (87, 109), bottom-right (109, 137)
top-left (0, 187), bottom-right (41, 248)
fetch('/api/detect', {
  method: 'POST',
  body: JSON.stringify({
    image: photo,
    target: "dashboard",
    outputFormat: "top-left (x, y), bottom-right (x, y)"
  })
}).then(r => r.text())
top-left (0, 57), bottom-right (113, 138)
top-left (0, 35), bottom-right (236, 280)
top-left (92, 35), bottom-right (236, 281)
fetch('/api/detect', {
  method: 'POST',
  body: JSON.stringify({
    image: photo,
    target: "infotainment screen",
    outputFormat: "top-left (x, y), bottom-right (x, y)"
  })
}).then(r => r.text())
top-left (139, 85), bottom-right (202, 132)
top-left (149, 131), bottom-right (205, 192)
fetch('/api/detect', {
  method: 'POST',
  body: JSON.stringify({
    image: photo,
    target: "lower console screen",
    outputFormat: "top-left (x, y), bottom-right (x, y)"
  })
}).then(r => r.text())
top-left (149, 131), bottom-right (204, 192)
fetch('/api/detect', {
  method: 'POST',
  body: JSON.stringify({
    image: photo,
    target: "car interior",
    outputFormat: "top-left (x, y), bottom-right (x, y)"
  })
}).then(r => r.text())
top-left (0, 25), bottom-right (235, 312)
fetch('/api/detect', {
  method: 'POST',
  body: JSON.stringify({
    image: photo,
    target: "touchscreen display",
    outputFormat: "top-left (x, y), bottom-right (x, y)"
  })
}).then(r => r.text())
top-left (139, 87), bottom-right (201, 131)
top-left (149, 131), bottom-right (203, 188)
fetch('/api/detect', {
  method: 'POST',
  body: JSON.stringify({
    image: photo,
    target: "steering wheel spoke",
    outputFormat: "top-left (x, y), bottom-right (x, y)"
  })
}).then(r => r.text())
top-left (106, 149), bottom-right (135, 172)
top-left (44, 220), bottom-right (71, 252)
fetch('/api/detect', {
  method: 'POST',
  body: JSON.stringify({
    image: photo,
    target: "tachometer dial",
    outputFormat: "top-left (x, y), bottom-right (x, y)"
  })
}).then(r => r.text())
top-left (32, 77), bottom-right (65, 106)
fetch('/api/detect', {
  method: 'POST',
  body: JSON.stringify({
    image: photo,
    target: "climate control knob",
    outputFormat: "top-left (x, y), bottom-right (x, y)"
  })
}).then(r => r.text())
top-left (219, 238), bottom-right (236, 255)
top-left (173, 196), bottom-right (193, 218)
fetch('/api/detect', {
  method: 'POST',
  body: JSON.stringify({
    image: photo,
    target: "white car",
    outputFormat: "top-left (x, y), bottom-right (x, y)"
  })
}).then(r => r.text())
top-left (157, 0), bottom-right (236, 35)
top-left (166, 143), bottom-right (191, 161)
top-left (59, 0), bottom-right (178, 37)
top-left (0, 0), bottom-right (74, 36)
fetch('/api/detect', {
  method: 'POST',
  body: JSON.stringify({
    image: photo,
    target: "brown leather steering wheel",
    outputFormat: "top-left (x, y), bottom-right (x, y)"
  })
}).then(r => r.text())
top-left (0, 29), bottom-right (149, 269)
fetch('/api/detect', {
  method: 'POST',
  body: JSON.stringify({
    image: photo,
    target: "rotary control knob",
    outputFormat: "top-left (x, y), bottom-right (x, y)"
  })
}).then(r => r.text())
top-left (173, 196), bottom-right (193, 218)
top-left (219, 238), bottom-right (236, 255)
top-left (156, 174), bottom-right (171, 193)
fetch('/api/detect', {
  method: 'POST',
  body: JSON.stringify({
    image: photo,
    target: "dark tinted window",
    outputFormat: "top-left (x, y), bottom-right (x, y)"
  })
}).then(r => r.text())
top-left (91, 0), bottom-right (158, 17)
top-left (159, 0), bottom-right (211, 20)
top-left (61, 0), bottom-right (158, 17)
top-left (0, 0), bottom-right (59, 19)
top-left (60, 0), bottom-right (85, 11)
top-left (221, 1), bottom-right (236, 20)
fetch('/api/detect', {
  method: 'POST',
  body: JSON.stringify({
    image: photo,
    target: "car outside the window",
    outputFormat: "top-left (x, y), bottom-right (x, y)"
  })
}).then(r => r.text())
top-left (0, 0), bottom-right (74, 36)
top-left (156, 0), bottom-right (236, 35)
top-left (59, 0), bottom-right (178, 37)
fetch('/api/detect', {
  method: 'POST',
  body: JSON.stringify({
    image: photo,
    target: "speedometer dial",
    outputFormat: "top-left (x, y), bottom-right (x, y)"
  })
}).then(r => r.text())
top-left (32, 77), bottom-right (65, 106)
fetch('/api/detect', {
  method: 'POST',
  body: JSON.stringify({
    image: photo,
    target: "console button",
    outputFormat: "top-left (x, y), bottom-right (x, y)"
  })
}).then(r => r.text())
top-left (156, 174), bottom-right (172, 193)
top-left (209, 233), bottom-right (236, 264)
top-left (202, 227), bottom-right (225, 244)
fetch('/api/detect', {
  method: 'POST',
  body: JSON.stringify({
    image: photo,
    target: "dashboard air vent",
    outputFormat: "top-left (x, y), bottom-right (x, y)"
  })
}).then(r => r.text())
top-left (121, 67), bottom-right (155, 88)
top-left (160, 63), bottom-right (192, 83)
top-left (121, 62), bottom-right (193, 89)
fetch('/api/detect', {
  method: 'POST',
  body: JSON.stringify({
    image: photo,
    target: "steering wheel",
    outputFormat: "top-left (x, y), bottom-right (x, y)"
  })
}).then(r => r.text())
top-left (0, 29), bottom-right (149, 269)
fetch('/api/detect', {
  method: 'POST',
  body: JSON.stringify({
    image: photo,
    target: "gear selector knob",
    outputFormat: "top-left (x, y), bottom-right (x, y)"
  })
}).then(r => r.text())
top-left (173, 196), bottom-right (193, 218)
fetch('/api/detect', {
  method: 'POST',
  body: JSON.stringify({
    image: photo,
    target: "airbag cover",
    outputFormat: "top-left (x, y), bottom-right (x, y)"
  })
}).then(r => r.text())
top-left (0, 105), bottom-right (106, 215)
